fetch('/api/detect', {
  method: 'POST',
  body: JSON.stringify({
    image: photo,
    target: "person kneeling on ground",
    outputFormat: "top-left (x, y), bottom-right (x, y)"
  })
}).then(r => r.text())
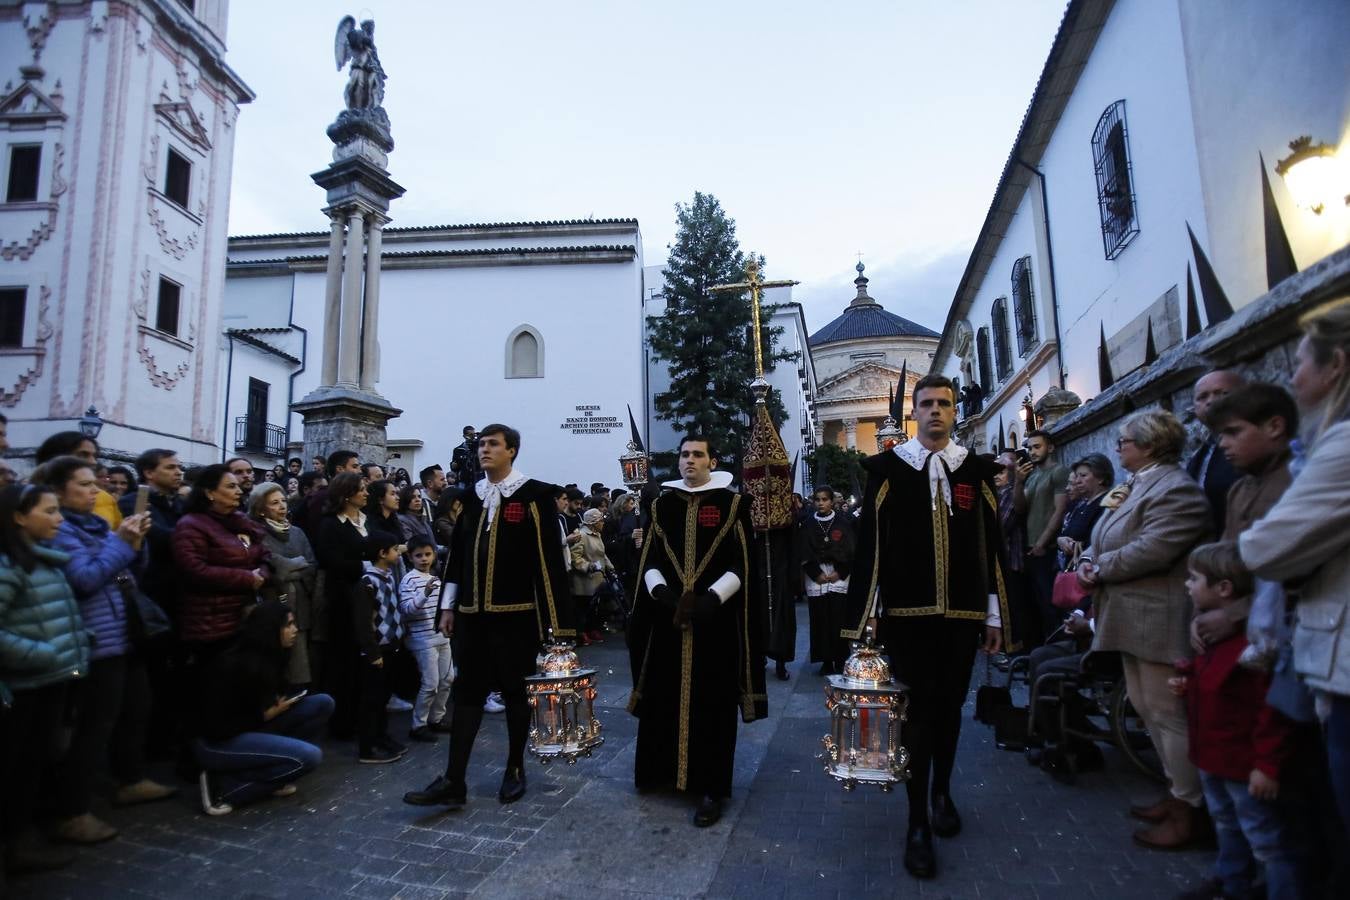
top-left (195, 600), bottom-right (334, 815)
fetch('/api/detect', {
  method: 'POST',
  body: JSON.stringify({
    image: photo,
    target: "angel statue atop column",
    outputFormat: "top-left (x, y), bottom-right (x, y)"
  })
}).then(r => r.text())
top-left (335, 16), bottom-right (385, 111)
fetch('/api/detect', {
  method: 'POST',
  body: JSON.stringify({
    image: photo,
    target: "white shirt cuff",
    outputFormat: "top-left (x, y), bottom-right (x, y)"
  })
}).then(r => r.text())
top-left (644, 569), bottom-right (667, 594)
top-left (709, 571), bottom-right (741, 603)
top-left (438, 581), bottom-right (458, 611)
top-left (985, 593), bottom-right (1002, 628)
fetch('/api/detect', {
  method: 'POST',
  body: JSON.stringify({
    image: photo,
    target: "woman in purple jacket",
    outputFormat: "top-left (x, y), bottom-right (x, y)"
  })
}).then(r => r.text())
top-left (34, 456), bottom-right (177, 846)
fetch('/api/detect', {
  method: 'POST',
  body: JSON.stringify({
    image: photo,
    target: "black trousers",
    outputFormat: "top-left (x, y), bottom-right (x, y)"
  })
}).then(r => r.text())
top-left (1022, 551), bottom-right (1060, 643)
top-left (54, 653), bottom-right (152, 817)
top-left (1, 682), bottom-right (69, 838)
top-left (882, 616), bottom-right (982, 827)
top-left (356, 652), bottom-right (391, 755)
top-left (443, 612), bottom-right (535, 783)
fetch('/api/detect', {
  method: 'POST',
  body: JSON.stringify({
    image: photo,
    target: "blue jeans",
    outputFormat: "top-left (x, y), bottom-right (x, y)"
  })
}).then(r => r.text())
top-left (195, 694), bottom-right (334, 806)
top-left (1200, 770), bottom-right (1303, 900)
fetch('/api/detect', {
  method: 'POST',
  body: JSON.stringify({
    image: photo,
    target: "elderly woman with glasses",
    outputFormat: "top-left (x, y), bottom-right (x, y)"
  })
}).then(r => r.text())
top-left (1076, 409), bottom-right (1212, 850)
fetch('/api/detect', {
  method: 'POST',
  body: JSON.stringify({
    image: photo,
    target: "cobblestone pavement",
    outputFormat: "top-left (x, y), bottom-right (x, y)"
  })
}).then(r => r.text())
top-left (19, 614), bottom-right (1211, 899)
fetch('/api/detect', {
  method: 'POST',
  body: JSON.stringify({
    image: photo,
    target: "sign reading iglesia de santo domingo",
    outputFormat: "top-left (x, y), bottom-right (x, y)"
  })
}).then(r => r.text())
top-left (560, 406), bottom-right (623, 435)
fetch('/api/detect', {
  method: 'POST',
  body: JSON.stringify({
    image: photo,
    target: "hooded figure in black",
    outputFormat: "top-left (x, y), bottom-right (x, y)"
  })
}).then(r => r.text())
top-left (627, 436), bottom-right (766, 828)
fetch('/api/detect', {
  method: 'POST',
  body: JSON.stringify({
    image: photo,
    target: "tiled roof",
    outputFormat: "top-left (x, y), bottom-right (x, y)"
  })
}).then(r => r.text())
top-left (230, 218), bottom-right (639, 242)
top-left (227, 245), bottom-right (637, 267)
top-left (809, 306), bottom-right (940, 345)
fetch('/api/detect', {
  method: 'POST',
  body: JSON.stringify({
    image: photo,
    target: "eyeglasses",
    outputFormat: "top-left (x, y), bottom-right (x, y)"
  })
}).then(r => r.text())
top-left (1115, 437), bottom-right (1136, 449)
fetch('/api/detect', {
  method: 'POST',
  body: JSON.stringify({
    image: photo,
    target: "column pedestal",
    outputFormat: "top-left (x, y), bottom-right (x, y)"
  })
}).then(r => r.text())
top-left (292, 387), bottom-right (402, 468)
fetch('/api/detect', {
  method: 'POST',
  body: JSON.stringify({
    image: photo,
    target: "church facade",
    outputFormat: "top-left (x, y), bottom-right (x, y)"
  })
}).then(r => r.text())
top-left (810, 263), bottom-right (940, 453)
top-left (223, 219), bottom-right (648, 488)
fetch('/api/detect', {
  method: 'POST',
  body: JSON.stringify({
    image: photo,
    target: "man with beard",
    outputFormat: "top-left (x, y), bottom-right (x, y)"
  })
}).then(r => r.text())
top-left (627, 435), bottom-right (765, 827)
top-left (844, 374), bottom-right (1011, 879)
top-left (402, 424), bottom-right (572, 809)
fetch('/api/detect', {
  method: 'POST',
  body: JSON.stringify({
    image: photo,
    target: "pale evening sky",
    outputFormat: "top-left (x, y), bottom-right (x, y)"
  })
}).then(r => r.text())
top-left (225, 0), bottom-right (1069, 335)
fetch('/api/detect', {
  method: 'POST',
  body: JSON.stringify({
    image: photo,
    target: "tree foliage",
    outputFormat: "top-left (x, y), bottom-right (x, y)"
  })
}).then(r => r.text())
top-left (647, 192), bottom-right (796, 468)
top-left (805, 443), bottom-right (869, 499)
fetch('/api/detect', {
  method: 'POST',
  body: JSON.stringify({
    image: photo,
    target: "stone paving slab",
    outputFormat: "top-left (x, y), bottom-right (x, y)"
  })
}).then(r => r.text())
top-left (16, 612), bottom-right (1214, 899)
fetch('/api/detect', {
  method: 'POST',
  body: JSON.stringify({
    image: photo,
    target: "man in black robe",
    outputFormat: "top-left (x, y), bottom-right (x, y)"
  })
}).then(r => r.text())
top-left (844, 375), bottom-right (1012, 879)
top-left (403, 423), bottom-right (572, 809)
top-left (798, 484), bottom-right (854, 675)
top-left (627, 435), bottom-right (766, 827)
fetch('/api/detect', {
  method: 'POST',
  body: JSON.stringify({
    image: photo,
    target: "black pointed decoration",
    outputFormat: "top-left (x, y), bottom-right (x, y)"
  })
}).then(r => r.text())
top-left (1143, 316), bottom-right (1158, 366)
top-left (1098, 322), bottom-right (1115, 391)
top-left (996, 415), bottom-right (1008, 454)
top-left (1187, 223), bottom-right (1234, 327)
top-left (892, 360), bottom-right (908, 419)
top-left (1259, 153), bottom-right (1299, 289)
top-left (626, 404), bottom-right (645, 453)
top-left (814, 455), bottom-right (829, 494)
top-left (886, 383), bottom-right (894, 416)
top-left (1185, 264), bottom-right (1203, 340)
top-left (849, 469), bottom-right (864, 504)
top-left (789, 451), bottom-right (799, 494)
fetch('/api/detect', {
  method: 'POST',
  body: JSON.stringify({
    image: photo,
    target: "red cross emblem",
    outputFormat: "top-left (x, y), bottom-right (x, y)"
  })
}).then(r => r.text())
top-left (503, 501), bottom-right (525, 524)
top-left (697, 505), bottom-right (721, 528)
top-left (830, 529), bottom-right (843, 542)
top-left (953, 483), bottom-right (975, 511)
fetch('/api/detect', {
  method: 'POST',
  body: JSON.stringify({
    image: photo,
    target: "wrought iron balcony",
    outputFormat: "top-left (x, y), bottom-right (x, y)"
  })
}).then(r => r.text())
top-left (234, 417), bottom-right (286, 458)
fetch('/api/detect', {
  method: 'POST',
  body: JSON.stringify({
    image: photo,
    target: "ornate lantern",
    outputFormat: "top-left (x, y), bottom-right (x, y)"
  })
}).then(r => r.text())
top-left (619, 404), bottom-right (650, 490)
top-left (524, 632), bottom-right (603, 764)
top-left (875, 414), bottom-right (902, 453)
top-left (820, 627), bottom-right (909, 791)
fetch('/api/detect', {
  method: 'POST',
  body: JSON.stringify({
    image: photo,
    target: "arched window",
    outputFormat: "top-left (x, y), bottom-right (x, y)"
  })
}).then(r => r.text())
top-left (976, 327), bottom-right (993, 393)
top-left (991, 298), bottom-right (1013, 381)
top-left (1012, 256), bottom-right (1038, 356)
top-left (505, 325), bottom-right (544, 378)
top-left (1092, 100), bottom-right (1139, 259)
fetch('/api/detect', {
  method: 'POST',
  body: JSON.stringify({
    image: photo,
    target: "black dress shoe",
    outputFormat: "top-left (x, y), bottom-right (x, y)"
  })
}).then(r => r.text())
top-left (693, 795), bottom-right (723, 827)
top-left (498, 766), bottom-right (527, 804)
top-left (775, 662), bottom-right (790, 681)
top-left (930, 794), bottom-right (962, 838)
top-left (408, 726), bottom-right (438, 743)
top-left (402, 774), bottom-right (466, 807)
top-left (904, 824), bottom-right (936, 879)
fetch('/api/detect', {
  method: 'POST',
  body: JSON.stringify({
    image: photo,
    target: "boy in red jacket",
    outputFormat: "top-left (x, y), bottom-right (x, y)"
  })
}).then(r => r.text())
top-left (1173, 542), bottom-right (1300, 900)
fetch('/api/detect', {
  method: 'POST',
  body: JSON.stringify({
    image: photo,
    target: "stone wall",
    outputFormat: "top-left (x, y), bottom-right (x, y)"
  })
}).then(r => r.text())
top-left (1047, 244), bottom-right (1350, 475)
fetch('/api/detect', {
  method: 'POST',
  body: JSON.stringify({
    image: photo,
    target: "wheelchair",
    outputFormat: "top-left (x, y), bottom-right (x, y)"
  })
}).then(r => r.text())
top-left (1026, 649), bottom-right (1165, 784)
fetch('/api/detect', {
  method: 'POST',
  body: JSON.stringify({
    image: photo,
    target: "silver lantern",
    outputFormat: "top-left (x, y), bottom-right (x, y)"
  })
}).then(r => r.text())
top-left (820, 626), bottom-right (910, 790)
top-left (524, 632), bottom-right (604, 764)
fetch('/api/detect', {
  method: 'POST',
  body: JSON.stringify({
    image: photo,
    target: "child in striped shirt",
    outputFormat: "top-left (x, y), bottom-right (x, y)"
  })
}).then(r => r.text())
top-left (399, 538), bottom-right (454, 742)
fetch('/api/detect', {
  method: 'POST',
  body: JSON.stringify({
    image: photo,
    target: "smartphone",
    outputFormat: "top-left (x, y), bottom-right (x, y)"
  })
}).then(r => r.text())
top-left (283, 689), bottom-right (308, 704)
top-left (1015, 449), bottom-right (1030, 464)
top-left (133, 484), bottom-right (151, 516)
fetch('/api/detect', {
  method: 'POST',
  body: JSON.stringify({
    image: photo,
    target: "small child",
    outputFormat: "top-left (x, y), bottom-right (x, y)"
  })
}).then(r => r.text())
top-left (399, 538), bottom-right (454, 742)
top-left (355, 532), bottom-right (406, 764)
top-left (1175, 542), bottom-right (1300, 900)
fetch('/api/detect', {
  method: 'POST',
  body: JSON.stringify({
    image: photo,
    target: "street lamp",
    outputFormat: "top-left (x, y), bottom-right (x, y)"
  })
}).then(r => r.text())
top-left (1275, 136), bottom-right (1345, 215)
top-left (78, 406), bottom-right (103, 440)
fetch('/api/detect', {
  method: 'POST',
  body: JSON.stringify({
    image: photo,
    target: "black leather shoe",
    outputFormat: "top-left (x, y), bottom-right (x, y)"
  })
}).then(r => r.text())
top-left (498, 767), bottom-right (527, 804)
top-left (402, 774), bottom-right (465, 807)
top-left (904, 824), bottom-right (936, 879)
top-left (693, 795), bottom-right (723, 827)
top-left (930, 794), bottom-right (962, 838)
top-left (775, 662), bottom-right (790, 681)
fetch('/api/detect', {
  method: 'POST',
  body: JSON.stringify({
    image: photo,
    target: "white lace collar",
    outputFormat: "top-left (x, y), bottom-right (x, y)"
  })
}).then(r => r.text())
top-left (894, 437), bottom-right (968, 515)
top-left (661, 470), bottom-right (734, 494)
top-left (476, 469), bottom-right (529, 527)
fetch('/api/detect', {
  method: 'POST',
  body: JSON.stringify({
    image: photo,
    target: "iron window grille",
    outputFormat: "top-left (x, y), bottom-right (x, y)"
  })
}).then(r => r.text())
top-left (1012, 257), bottom-right (1039, 356)
top-left (991, 298), bottom-right (1013, 381)
top-left (1092, 100), bottom-right (1139, 260)
top-left (976, 327), bottom-right (993, 394)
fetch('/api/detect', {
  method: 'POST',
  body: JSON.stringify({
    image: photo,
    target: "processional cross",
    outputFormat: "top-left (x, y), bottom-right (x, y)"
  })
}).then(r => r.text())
top-left (709, 256), bottom-right (798, 381)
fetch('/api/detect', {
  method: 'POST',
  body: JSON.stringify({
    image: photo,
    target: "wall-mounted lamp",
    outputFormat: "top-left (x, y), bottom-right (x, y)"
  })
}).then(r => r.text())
top-left (1275, 136), bottom-right (1344, 215)
top-left (78, 406), bottom-right (103, 440)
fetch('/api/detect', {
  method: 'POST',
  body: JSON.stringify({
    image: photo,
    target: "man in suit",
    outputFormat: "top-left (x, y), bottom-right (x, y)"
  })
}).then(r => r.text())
top-left (1186, 369), bottom-right (1245, 531)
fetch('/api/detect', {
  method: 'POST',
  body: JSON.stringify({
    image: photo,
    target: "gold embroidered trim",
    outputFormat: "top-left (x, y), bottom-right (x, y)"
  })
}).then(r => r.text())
top-left (737, 520), bottom-right (752, 718)
top-left (655, 494), bottom-right (743, 592)
top-left (529, 504), bottom-right (570, 635)
top-left (843, 479), bottom-right (889, 640)
top-left (981, 482), bottom-right (998, 511)
top-left (465, 507), bottom-right (484, 613)
top-left (933, 494), bottom-right (950, 613)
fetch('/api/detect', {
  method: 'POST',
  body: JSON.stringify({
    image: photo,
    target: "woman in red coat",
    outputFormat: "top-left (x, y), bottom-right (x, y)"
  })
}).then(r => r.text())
top-left (172, 464), bottom-right (270, 663)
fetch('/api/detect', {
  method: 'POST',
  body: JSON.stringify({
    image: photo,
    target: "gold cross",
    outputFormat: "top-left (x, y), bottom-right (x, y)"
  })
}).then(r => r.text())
top-left (710, 255), bottom-right (799, 378)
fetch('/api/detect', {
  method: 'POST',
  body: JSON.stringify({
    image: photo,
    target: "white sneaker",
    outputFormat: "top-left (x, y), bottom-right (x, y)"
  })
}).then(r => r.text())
top-left (484, 692), bottom-right (506, 713)
top-left (271, 783), bottom-right (298, 798)
top-left (198, 772), bottom-right (233, 817)
top-left (386, 695), bottom-right (413, 712)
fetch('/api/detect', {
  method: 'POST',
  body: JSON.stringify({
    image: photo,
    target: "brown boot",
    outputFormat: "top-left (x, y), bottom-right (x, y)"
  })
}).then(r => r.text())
top-left (1132, 799), bottom-right (1201, 850)
top-left (53, 812), bottom-right (118, 844)
top-left (1129, 795), bottom-right (1173, 822)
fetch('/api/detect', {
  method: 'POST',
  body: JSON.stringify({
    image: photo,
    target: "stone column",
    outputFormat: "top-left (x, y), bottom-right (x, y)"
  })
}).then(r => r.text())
top-left (843, 417), bottom-right (858, 450)
top-left (337, 211), bottom-right (365, 388)
top-left (320, 215), bottom-right (344, 387)
top-left (359, 217), bottom-right (384, 392)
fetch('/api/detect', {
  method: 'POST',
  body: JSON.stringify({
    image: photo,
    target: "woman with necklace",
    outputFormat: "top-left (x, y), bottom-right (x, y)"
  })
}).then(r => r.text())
top-left (797, 485), bottom-right (855, 675)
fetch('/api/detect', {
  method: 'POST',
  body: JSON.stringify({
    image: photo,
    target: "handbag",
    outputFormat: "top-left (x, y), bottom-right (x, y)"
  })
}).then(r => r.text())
top-left (114, 572), bottom-right (172, 648)
top-left (1052, 552), bottom-right (1092, 610)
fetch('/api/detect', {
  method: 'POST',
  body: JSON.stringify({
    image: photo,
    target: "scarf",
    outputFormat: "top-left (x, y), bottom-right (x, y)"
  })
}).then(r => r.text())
top-left (894, 437), bottom-right (968, 515)
top-left (475, 469), bottom-right (528, 529)
top-left (263, 517), bottom-right (291, 535)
